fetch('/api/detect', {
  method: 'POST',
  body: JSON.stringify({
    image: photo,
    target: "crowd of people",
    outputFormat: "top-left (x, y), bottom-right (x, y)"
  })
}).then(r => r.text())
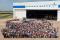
top-left (1, 18), bottom-right (58, 38)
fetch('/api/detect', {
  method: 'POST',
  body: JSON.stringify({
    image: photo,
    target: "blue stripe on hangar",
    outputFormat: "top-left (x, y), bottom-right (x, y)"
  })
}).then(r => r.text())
top-left (13, 6), bottom-right (25, 8)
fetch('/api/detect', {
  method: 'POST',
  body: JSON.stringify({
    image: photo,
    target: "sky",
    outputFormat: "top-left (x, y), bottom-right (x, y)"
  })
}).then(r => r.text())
top-left (0, 0), bottom-right (59, 11)
top-left (0, 0), bottom-right (13, 11)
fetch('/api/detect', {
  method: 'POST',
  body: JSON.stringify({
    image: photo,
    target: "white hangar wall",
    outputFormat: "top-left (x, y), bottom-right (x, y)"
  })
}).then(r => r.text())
top-left (13, 9), bottom-right (26, 19)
